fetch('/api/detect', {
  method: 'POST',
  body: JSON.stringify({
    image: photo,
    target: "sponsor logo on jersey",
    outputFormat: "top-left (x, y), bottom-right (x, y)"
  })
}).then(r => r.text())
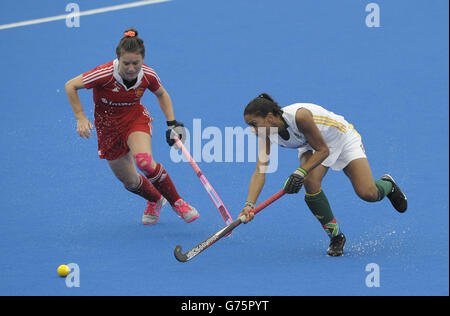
top-left (101, 97), bottom-right (135, 107)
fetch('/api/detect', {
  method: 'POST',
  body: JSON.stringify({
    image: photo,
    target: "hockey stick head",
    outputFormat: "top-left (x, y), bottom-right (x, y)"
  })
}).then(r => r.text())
top-left (174, 245), bottom-right (188, 262)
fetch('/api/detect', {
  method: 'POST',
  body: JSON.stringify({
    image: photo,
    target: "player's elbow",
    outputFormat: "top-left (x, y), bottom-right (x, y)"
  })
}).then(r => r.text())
top-left (319, 146), bottom-right (330, 159)
top-left (65, 79), bottom-right (76, 93)
top-left (65, 75), bottom-right (84, 92)
top-left (154, 86), bottom-right (167, 99)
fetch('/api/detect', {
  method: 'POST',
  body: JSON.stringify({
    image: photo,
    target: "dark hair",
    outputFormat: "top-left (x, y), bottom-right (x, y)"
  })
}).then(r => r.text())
top-left (116, 28), bottom-right (146, 59)
top-left (244, 93), bottom-right (282, 118)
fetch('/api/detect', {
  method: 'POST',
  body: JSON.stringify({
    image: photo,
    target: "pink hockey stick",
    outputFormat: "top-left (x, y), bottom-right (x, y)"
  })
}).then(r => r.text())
top-left (174, 136), bottom-right (233, 225)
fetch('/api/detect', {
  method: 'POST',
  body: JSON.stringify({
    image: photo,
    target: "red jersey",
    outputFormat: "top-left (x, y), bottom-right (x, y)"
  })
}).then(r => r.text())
top-left (81, 59), bottom-right (161, 160)
top-left (82, 59), bottom-right (161, 118)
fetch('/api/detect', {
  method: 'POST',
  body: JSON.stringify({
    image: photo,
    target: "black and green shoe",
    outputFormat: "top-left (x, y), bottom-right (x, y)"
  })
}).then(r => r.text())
top-left (381, 174), bottom-right (408, 213)
top-left (327, 233), bottom-right (346, 257)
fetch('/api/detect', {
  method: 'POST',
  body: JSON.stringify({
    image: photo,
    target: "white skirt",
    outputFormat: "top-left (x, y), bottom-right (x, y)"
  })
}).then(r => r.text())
top-left (297, 128), bottom-right (367, 171)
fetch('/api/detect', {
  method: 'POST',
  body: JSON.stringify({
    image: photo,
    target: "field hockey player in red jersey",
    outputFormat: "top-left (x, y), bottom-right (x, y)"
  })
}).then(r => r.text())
top-left (65, 28), bottom-right (199, 225)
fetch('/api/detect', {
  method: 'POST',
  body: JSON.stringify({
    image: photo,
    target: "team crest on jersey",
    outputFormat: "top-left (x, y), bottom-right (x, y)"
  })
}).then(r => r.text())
top-left (136, 87), bottom-right (145, 97)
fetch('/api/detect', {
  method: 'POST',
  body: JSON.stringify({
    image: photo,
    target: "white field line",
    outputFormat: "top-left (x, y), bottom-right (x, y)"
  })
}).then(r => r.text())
top-left (0, 0), bottom-right (172, 30)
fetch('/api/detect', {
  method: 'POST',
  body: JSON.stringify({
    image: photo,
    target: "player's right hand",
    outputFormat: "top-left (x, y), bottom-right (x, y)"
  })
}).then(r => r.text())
top-left (77, 117), bottom-right (93, 139)
top-left (283, 168), bottom-right (307, 194)
top-left (238, 205), bottom-right (255, 224)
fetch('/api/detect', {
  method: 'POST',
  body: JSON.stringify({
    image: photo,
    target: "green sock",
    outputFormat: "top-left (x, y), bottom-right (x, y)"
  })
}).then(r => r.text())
top-left (305, 190), bottom-right (341, 238)
top-left (375, 180), bottom-right (393, 201)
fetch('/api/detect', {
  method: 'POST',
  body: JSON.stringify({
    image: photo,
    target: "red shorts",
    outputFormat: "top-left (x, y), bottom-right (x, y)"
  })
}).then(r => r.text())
top-left (95, 105), bottom-right (153, 161)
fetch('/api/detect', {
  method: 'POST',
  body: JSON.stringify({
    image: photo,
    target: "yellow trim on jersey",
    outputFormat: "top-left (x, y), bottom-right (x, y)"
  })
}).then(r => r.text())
top-left (313, 119), bottom-right (347, 133)
top-left (347, 124), bottom-right (362, 138)
top-left (313, 115), bottom-right (347, 133)
top-left (313, 115), bottom-right (345, 125)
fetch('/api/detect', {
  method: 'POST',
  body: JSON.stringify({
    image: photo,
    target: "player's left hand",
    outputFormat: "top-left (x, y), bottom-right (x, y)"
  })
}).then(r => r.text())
top-left (166, 120), bottom-right (186, 147)
top-left (283, 168), bottom-right (308, 194)
top-left (77, 117), bottom-right (93, 139)
top-left (238, 205), bottom-right (255, 223)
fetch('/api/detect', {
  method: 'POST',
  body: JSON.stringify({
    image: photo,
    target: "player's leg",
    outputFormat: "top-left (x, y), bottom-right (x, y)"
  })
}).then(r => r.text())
top-left (107, 151), bottom-right (159, 199)
top-left (301, 151), bottom-right (345, 256)
top-left (301, 151), bottom-right (338, 237)
top-left (127, 131), bottom-right (199, 223)
top-left (107, 151), bottom-right (165, 221)
top-left (343, 158), bottom-right (407, 212)
top-left (343, 158), bottom-right (379, 201)
top-left (127, 131), bottom-right (178, 201)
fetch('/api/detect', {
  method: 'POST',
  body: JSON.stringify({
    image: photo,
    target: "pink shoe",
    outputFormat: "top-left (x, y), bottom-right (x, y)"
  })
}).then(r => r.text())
top-left (172, 199), bottom-right (200, 223)
top-left (142, 197), bottom-right (166, 225)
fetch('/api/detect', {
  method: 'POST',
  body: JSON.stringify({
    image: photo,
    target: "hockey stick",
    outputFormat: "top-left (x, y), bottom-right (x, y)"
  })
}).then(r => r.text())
top-left (174, 189), bottom-right (286, 262)
top-left (173, 136), bottom-right (233, 225)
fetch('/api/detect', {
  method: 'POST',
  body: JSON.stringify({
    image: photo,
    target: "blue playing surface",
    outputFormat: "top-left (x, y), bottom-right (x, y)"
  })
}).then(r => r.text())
top-left (0, 0), bottom-right (448, 296)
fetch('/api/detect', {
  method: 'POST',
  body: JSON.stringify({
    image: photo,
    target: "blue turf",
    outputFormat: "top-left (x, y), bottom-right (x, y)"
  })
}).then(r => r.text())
top-left (0, 0), bottom-right (448, 296)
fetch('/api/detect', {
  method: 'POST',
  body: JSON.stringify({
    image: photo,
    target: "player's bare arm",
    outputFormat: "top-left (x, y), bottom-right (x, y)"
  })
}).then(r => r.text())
top-left (240, 135), bottom-right (271, 223)
top-left (248, 135), bottom-right (271, 203)
top-left (65, 75), bottom-right (93, 139)
top-left (155, 86), bottom-right (187, 147)
top-left (295, 108), bottom-right (330, 173)
top-left (154, 86), bottom-right (175, 122)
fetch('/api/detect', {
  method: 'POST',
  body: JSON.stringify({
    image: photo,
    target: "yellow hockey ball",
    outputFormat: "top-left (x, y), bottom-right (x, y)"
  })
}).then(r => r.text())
top-left (57, 265), bottom-right (70, 277)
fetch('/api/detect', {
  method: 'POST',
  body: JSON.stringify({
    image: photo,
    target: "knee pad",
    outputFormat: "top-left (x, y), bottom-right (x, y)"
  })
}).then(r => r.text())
top-left (134, 153), bottom-right (166, 183)
top-left (134, 153), bottom-right (155, 175)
